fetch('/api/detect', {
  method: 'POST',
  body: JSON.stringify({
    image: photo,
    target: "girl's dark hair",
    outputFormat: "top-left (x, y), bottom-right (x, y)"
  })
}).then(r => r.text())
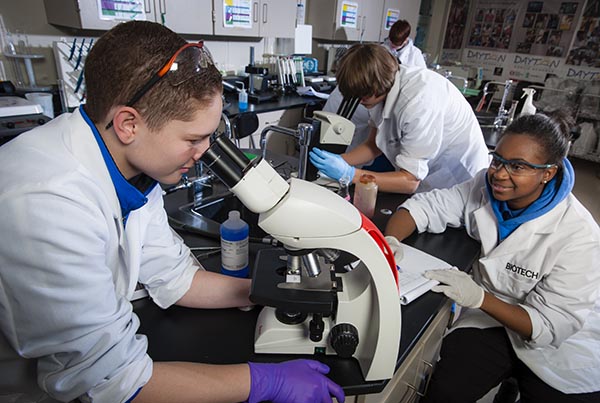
top-left (501, 110), bottom-right (574, 166)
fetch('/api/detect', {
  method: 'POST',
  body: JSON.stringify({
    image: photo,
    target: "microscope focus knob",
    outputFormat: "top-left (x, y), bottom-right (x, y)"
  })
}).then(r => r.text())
top-left (329, 323), bottom-right (359, 358)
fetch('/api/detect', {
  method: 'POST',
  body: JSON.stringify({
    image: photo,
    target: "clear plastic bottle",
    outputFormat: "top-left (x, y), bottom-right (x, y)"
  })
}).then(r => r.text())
top-left (220, 210), bottom-right (249, 278)
top-left (353, 174), bottom-right (378, 218)
top-left (338, 176), bottom-right (351, 201)
top-left (236, 80), bottom-right (248, 112)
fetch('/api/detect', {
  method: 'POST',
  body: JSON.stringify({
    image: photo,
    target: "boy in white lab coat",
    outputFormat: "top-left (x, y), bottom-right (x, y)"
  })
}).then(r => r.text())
top-left (385, 112), bottom-right (600, 401)
top-left (383, 19), bottom-right (427, 68)
top-left (310, 43), bottom-right (489, 194)
top-left (322, 20), bottom-right (426, 170)
top-left (0, 21), bottom-right (344, 403)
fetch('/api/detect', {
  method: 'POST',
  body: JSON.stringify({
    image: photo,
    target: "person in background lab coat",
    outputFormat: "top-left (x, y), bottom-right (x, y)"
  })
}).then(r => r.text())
top-left (322, 20), bottom-right (426, 170)
top-left (0, 21), bottom-right (344, 403)
top-left (385, 112), bottom-right (600, 402)
top-left (310, 44), bottom-right (489, 194)
top-left (383, 19), bottom-right (427, 68)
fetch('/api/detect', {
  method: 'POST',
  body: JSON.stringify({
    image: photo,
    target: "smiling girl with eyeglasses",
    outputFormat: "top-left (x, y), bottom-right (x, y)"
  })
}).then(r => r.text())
top-left (384, 111), bottom-right (600, 402)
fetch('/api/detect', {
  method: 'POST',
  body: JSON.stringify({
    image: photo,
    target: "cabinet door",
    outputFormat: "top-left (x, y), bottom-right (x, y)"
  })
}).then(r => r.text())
top-left (213, 0), bottom-right (260, 36)
top-left (159, 0), bottom-right (213, 35)
top-left (259, 0), bottom-right (297, 38)
top-left (44, 0), bottom-right (154, 30)
top-left (414, 300), bottom-right (452, 398)
top-left (379, 0), bottom-right (400, 42)
top-left (358, 0), bottom-right (384, 43)
top-left (333, 0), bottom-right (360, 41)
top-left (357, 343), bottom-right (422, 403)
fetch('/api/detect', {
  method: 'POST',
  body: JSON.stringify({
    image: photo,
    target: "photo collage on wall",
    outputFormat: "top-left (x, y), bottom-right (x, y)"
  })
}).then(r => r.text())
top-left (468, 5), bottom-right (517, 49)
top-left (565, 0), bottom-right (600, 66)
top-left (443, 0), bottom-right (470, 49)
top-left (516, 1), bottom-right (580, 57)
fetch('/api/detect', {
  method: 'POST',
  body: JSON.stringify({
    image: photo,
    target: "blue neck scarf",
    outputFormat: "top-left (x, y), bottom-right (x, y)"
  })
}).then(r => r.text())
top-left (486, 158), bottom-right (574, 241)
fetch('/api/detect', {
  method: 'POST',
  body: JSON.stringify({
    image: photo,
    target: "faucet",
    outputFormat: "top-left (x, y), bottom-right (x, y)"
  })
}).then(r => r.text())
top-left (443, 70), bottom-right (469, 93)
top-left (259, 122), bottom-right (314, 180)
top-left (481, 80), bottom-right (513, 128)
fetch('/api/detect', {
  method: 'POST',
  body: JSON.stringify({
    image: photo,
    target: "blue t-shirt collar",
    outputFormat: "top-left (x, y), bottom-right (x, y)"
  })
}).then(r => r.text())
top-left (486, 157), bottom-right (574, 241)
top-left (80, 105), bottom-right (157, 223)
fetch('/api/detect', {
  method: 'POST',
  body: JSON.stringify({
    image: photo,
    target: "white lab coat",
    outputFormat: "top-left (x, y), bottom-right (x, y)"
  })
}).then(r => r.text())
top-left (369, 66), bottom-right (490, 192)
top-left (0, 109), bottom-right (199, 402)
top-left (401, 170), bottom-right (600, 394)
top-left (384, 37), bottom-right (427, 68)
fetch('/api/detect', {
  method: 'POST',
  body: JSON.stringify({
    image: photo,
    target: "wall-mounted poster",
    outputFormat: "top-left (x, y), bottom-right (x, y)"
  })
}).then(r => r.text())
top-left (443, 0), bottom-right (470, 49)
top-left (467, 3), bottom-right (518, 50)
top-left (565, 0), bottom-right (600, 67)
top-left (384, 9), bottom-right (400, 30)
top-left (340, 1), bottom-right (359, 29)
top-left (98, 0), bottom-right (145, 21)
top-left (223, 0), bottom-right (252, 28)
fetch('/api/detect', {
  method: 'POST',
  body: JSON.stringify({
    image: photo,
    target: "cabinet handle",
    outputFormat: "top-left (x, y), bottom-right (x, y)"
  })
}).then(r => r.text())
top-left (417, 360), bottom-right (435, 397)
top-left (253, 2), bottom-right (259, 23)
top-left (404, 383), bottom-right (419, 401)
top-left (160, 0), bottom-right (166, 15)
top-left (362, 16), bottom-right (367, 35)
top-left (143, 0), bottom-right (151, 14)
top-left (262, 3), bottom-right (267, 23)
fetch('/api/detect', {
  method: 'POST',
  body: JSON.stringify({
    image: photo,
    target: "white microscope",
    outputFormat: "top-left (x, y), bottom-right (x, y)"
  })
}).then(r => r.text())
top-left (200, 132), bottom-right (401, 382)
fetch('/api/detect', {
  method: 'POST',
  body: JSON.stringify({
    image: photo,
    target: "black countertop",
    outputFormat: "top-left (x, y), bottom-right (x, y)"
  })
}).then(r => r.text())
top-left (223, 92), bottom-right (326, 116)
top-left (133, 180), bottom-right (481, 396)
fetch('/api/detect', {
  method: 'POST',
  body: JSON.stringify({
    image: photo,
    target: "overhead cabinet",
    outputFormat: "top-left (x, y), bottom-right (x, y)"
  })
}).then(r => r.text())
top-left (44, 0), bottom-right (295, 37)
top-left (306, 0), bottom-right (384, 42)
top-left (44, 0), bottom-right (213, 35)
top-left (212, 0), bottom-right (297, 38)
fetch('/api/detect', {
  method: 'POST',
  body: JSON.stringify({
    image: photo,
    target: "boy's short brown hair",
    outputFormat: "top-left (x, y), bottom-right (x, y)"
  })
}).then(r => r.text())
top-left (388, 20), bottom-right (411, 47)
top-left (336, 44), bottom-right (399, 99)
top-left (84, 21), bottom-right (222, 131)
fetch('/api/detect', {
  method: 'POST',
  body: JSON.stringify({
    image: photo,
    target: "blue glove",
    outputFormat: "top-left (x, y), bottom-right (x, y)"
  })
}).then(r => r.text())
top-left (309, 148), bottom-right (355, 182)
top-left (247, 359), bottom-right (345, 403)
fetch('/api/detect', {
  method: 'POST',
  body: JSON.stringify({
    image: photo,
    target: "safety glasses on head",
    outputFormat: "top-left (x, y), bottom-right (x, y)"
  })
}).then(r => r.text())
top-left (105, 41), bottom-right (214, 129)
top-left (488, 151), bottom-right (556, 176)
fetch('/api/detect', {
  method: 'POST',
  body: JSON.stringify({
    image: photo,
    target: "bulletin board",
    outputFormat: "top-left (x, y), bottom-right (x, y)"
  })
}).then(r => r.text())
top-left (565, 0), bottom-right (600, 67)
top-left (512, 0), bottom-right (584, 57)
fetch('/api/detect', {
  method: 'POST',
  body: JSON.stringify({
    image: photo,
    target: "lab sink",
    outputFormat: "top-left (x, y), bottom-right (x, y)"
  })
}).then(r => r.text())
top-left (167, 188), bottom-right (267, 240)
top-left (480, 125), bottom-right (504, 149)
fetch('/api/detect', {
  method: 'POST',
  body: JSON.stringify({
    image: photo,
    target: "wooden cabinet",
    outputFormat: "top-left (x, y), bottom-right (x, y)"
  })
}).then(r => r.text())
top-left (212, 0), bottom-right (297, 38)
top-left (44, 0), bottom-right (212, 35)
top-left (306, 0), bottom-right (384, 43)
top-left (357, 300), bottom-right (452, 403)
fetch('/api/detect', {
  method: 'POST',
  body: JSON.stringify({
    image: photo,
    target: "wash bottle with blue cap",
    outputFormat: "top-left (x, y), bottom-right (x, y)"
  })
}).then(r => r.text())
top-left (220, 210), bottom-right (249, 277)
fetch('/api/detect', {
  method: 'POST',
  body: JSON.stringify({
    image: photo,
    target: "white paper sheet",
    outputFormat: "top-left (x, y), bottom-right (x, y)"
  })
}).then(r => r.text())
top-left (397, 244), bottom-right (452, 305)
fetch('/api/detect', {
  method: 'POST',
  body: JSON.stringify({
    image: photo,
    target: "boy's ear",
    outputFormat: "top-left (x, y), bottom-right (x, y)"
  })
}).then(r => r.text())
top-left (111, 107), bottom-right (141, 145)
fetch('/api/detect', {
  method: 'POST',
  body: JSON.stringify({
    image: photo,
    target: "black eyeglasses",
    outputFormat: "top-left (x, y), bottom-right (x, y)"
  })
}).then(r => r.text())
top-left (105, 41), bottom-right (214, 130)
top-left (488, 151), bottom-right (556, 176)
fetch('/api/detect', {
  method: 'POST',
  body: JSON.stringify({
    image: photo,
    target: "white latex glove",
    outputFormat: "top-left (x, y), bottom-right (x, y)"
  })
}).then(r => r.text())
top-left (385, 235), bottom-right (404, 262)
top-left (424, 268), bottom-right (485, 309)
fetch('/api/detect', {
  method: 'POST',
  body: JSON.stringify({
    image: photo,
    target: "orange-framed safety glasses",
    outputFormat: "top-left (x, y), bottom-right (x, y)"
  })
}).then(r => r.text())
top-left (106, 41), bottom-right (214, 129)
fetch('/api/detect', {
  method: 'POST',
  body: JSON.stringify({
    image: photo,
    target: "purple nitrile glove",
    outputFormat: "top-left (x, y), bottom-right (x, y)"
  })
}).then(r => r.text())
top-left (247, 359), bottom-right (345, 403)
top-left (309, 148), bottom-right (355, 183)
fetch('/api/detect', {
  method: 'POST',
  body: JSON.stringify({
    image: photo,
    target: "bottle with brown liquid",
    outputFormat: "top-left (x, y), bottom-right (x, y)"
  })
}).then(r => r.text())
top-left (353, 174), bottom-right (378, 218)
